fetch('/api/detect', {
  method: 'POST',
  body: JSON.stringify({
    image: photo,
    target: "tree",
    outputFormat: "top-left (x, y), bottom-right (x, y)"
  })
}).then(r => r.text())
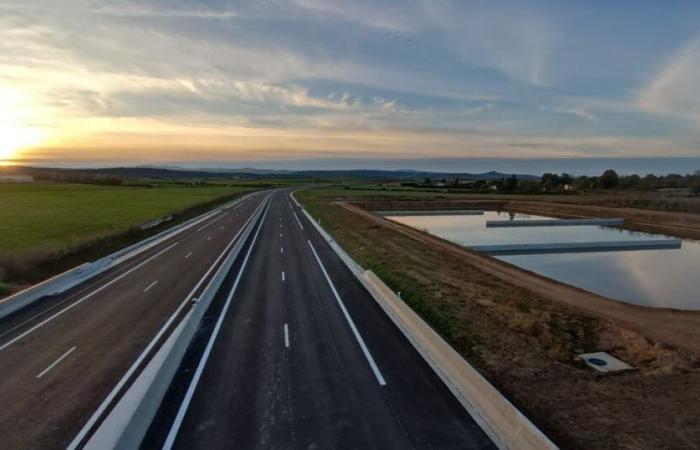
top-left (505, 174), bottom-right (518, 191)
top-left (574, 175), bottom-right (591, 190)
top-left (560, 173), bottom-right (573, 186)
top-left (600, 169), bottom-right (619, 189)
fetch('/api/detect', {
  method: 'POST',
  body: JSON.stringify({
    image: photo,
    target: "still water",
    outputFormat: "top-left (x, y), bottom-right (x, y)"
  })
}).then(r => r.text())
top-left (389, 212), bottom-right (700, 310)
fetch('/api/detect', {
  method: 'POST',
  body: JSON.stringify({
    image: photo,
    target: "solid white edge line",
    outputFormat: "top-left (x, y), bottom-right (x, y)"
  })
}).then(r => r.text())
top-left (162, 198), bottom-right (270, 450)
top-left (284, 324), bottom-right (290, 348)
top-left (293, 211), bottom-right (304, 230)
top-left (307, 240), bottom-right (387, 386)
top-left (68, 198), bottom-right (267, 450)
top-left (0, 242), bottom-right (179, 353)
top-left (36, 346), bottom-right (77, 379)
top-left (144, 281), bottom-right (158, 293)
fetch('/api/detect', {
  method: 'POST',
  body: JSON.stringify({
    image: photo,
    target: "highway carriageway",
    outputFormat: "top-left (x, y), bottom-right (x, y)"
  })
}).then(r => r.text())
top-left (0, 190), bottom-right (268, 449)
top-left (144, 190), bottom-right (495, 449)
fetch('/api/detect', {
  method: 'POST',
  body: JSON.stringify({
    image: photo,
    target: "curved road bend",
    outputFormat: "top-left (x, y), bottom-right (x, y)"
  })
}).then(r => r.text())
top-left (146, 190), bottom-right (495, 449)
top-left (0, 191), bottom-right (268, 449)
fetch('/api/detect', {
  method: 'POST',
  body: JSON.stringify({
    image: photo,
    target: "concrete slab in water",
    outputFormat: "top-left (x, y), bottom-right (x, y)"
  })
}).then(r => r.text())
top-left (486, 218), bottom-right (624, 227)
top-left (471, 239), bottom-right (681, 255)
top-left (378, 210), bottom-right (484, 216)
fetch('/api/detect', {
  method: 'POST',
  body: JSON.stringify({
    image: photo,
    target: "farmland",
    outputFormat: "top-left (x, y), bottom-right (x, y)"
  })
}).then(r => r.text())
top-left (0, 182), bottom-right (256, 252)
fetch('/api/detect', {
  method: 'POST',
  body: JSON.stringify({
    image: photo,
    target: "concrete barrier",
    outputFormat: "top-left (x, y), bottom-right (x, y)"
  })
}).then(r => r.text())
top-left (83, 195), bottom-right (270, 450)
top-left (472, 239), bottom-right (682, 255)
top-left (486, 218), bottom-right (624, 227)
top-left (361, 271), bottom-right (556, 450)
top-left (295, 192), bottom-right (557, 450)
top-left (376, 209), bottom-right (484, 216)
top-left (0, 191), bottom-right (260, 321)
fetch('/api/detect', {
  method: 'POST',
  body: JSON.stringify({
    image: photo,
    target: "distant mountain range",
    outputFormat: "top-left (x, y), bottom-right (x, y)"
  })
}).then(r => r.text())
top-left (2, 165), bottom-right (538, 181)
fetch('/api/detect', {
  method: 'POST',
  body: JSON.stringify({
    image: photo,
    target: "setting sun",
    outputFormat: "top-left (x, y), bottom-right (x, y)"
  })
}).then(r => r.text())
top-left (0, 88), bottom-right (44, 161)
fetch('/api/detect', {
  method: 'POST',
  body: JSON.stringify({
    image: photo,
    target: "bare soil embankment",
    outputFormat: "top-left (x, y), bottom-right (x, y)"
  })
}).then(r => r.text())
top-left (300, 191), bottom-right (700, 449)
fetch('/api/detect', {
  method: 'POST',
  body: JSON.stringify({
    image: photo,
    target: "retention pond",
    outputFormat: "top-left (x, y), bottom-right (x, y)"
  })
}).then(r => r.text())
top-left (388, 211), bottom-right (700, 310)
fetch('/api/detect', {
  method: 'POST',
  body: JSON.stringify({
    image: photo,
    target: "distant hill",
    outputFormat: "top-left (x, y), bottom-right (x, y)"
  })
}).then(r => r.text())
top-left (2, 165), bottom-right (537, 181)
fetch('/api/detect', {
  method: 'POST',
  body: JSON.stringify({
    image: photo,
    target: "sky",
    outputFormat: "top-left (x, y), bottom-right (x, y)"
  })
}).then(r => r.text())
top-left (1, 0), bottom-right (700, 173)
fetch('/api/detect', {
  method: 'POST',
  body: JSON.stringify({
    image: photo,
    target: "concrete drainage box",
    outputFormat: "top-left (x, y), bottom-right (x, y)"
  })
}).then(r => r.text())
top-left (578, 352), bottom-right (633, 373)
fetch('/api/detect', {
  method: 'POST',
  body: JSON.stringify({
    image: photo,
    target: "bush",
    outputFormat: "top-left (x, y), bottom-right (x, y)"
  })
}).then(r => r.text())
top-left (0, 281), bottom-right (10, 296)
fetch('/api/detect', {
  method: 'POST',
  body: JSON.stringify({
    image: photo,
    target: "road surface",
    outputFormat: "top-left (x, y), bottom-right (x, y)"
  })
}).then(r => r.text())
top-left (0, 191), bottom-right (267, 449)
top-left (145, 190), bottom-right (494, 449)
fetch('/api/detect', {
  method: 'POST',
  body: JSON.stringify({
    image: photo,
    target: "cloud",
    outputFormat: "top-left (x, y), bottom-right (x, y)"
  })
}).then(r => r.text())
top-left (638, 35), bottom-right (700, 125)
top-left (539, 105), bottom-right (596, 121)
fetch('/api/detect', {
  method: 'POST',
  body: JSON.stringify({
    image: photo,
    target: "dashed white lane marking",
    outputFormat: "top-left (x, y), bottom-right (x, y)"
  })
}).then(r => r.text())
top-left (206, 235), bottom-right (212, 241)
top-left (284, 324), bottom-right (290, 348)
top-left (196, 212), bottom-right (227, 232)
top-left (0, 241), bottom-right (179, 353)
top-left (36, 346), bottom-right (77, 379)
top-left (143, 280), bottom-right (158, 292)
top-left (185, 252), bottom-right (192, 259)
top-left (280, 247), bottom-right (284, 253)
top-left (293, 212), bottom-right (304, 230)
top-left (281, 271), bottom-right (286, 282)
top-left (280, 233), bottom-right (283, 238)
top-left (307, 240), bottom-right (387, 386)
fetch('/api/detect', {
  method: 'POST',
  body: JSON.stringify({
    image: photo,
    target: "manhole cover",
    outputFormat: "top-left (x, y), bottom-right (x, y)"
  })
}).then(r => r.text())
top-left (587, 357), bottom-right (608, 366)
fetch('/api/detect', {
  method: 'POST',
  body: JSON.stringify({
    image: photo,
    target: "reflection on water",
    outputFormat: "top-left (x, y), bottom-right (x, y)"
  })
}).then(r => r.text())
top-left (389, 212), bottom-right (699, 310)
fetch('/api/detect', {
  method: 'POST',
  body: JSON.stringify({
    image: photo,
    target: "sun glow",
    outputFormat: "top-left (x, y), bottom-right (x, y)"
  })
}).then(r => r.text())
top-left (0, 88), bottom-right (45, 162)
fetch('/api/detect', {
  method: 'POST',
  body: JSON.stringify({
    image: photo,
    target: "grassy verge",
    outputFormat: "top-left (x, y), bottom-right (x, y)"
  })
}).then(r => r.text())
top-left (0, 182), bottom-right (261, 292)
top-left (298, 187), bottom-right (700, 449)
top-left (0, 183), bottom-right (260, 252)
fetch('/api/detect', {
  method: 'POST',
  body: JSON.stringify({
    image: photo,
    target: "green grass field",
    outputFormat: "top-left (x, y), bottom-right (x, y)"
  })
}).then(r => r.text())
top-left (0, 183), bottom-right (256, 252)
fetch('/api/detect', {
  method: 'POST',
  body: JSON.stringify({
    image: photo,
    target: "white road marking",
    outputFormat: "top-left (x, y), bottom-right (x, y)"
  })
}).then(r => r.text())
top-left (284, 324), bottom-right (290, 348)
top-left (280, 233), bottom-right (283, 238)
top-left (36, 346), bottom-right (77, 379)
top-left (307, 240), bottom-right (387, 386)
top-left (0, 242), bottom-right (179, 353)
top-left (163, 198), bottom-right (270, 450)
top-left (185, 252), bottom-right (192, 259)
top-left (69, 198), bottom-right (270, 450)
top-left (293, 212), bottom-right (304, 230)
top-left (280, 247), bottom-right (284, 253)
top-left (143, 280), bottom-right (158, 292)
top-left (196, 212), bottom-right (227, 232)
top-left (282, 271), bottom-right (286, 282)
top-left (206, 235), bottom-right (212, 241)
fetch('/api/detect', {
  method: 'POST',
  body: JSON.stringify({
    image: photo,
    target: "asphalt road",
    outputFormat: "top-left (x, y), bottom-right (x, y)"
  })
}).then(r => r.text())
top-left (0, 191), bottom-right (267, 449)
top-left (146, 190), bottom-right (495, 449)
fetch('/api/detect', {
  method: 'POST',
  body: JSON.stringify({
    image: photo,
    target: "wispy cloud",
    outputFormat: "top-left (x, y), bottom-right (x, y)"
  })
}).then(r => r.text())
top-left (1, 0), bottom-right (699, 166)
top-left (638, 34), bottom-right (700, 126)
